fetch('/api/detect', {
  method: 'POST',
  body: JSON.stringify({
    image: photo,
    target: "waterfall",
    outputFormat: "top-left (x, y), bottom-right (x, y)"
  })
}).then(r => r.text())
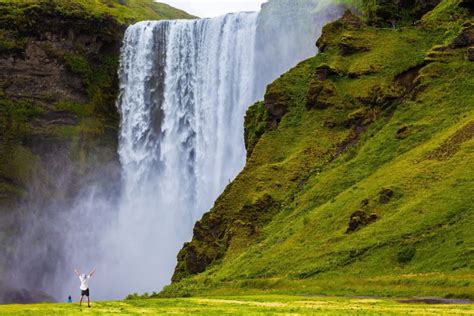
top-left (95, 13), bottom-right (259, 299)
top-left (92, 1), bottom-right (344, 299)
top-left (118, 13), bottom-right (260, 222)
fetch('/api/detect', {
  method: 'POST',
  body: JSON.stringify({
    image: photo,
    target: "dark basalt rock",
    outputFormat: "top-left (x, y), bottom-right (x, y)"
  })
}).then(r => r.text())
top-left (306, 79), bottom-right (336, 110)
top-left (395, 64), bottom-right (425, 96)
top-left (314, 64), bottom-right (339, 81)
top-left (347, 65), bottom-right (378, 79)
top-left (172, 194), bottom-right (281, 282)
top-left (345, 108), bottom-right (368, 127)
top-left (317, 10), bottom-right (363, 52)
top-left (346, 210), bottom-right (378, 233)
top-left (306, 63), bottom-right (341, 110)
top-left (181, 244), bottom-right (209, 276)
top-left (459, 0), bottom-right (474, 14)
top-left (264, 83), bottom-right (290, 126)
top-left (360, 198), bottom-right (369, 207)
top-left (451, 23), bottom-right (474, 48)
top-left (468, 47), bottom-right (474, 62)
top-left (396, 125), bottom-right (410, 139)
top-left (338, 34), bottom-right (370, 56)
top-left (379, 188), bottom-right (394, 204)
top-left (357, 84), bottom-right (399, 108)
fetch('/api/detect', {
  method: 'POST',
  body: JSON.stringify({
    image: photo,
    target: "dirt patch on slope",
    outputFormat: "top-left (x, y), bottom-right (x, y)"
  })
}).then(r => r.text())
top-left (424, 121), bottom-right (474, 160)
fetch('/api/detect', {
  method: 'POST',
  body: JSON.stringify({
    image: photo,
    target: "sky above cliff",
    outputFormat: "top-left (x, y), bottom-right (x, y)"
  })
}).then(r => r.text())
top-left (158, 0), bottom-right (267, 18)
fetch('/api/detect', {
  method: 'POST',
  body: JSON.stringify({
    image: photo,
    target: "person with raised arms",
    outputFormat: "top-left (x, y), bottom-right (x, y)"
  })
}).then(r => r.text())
top-left (74, 268), bottom-right (96, 308)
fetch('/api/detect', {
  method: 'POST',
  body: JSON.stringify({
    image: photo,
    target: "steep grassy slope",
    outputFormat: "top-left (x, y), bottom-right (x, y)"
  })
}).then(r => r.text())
top-left (164, 0), bottom-right (474, 300)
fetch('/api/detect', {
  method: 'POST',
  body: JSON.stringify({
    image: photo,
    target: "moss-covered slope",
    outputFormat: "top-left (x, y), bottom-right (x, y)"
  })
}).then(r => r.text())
top-left (1, 0), bottom-right (194, 24)
top-left (164, 0), bottom-right (474, 300)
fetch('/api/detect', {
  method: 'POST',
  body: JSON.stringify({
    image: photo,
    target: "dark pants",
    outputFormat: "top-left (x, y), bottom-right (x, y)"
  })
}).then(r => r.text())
top-left (81, 288), bottom-right (90, 297)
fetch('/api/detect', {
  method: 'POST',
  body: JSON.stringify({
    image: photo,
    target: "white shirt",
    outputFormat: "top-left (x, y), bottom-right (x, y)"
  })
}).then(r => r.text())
top-left (79, 275), bottom-right (91, 290)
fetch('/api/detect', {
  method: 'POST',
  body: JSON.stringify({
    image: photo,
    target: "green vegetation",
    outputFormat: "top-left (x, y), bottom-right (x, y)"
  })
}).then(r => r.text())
top-left (0, 0), bottom-right (194, 25)
top-left (0, 29), bottom-right (25, 55)
top-left (1, 295), bottom-right (473, 315)
top-left (1, 0), bottom-right (472, 311)
top-left (166, 0), bottom-right (474, 301)
top-left (49, 0), bottom-right (195, 22)
top-left (0, 97), bottom-right (44, 202)
top-left (342, 0), bottom-right (445, 26)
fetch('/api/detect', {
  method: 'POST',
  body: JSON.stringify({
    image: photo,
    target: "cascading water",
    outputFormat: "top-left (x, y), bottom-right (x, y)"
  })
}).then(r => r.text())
top-left (97, 13), bottom-right (259, 298)
top-left (1, 0), bottom-right (344, 302)
top-left (91, 1), bottom-right (344, 299)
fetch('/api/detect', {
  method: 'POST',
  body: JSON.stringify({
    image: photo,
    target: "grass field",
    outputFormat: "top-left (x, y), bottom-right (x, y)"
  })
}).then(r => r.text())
top-left (1, 295), bottom-right (473, 315)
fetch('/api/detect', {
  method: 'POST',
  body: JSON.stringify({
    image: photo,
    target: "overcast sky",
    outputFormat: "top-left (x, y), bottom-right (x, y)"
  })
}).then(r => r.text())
top-left (158, 0), bottom-right (268, 18)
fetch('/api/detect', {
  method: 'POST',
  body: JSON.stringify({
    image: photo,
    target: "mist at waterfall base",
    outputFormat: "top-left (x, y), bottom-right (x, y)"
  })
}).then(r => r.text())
top-left (2, 0), bottom-right (344, 301)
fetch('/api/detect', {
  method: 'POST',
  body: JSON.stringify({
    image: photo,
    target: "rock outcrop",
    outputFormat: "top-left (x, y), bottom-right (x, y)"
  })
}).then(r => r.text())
top-left (0, 1), bottom-right (126, 208)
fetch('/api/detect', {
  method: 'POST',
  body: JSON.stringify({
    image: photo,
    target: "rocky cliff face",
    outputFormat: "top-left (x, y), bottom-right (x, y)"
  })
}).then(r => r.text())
top-left (166, 0), bottom-right (473, 299)
top-left (0, 1), bottom-right (126, 210)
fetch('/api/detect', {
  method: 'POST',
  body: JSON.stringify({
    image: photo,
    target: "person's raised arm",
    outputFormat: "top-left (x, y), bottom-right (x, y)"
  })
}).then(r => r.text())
top-left (88, 267), bottom-right (96, 277)
top-left (74, 269), bottom-right (80, 277)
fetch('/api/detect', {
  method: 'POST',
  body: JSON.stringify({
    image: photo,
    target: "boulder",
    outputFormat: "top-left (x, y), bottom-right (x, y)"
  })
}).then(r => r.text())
top-left (358, 84), bottom-right (399, 108)
top-left (316, 10), bottom-right (363, 52)
top-left (314, 64), bottom-right (339, 81)
top-left (346, 210), bottom-right (378, 233)
top-left (345, 108), bottom-right (368, 127)
top-left (306, 79), bottom-right (336, 110)
top-left (379, 188), bottom-right (394, 204)
top-left (338, 34), bottom-right (370, 56)
top-left (264, 83), bottom-right (290, 126)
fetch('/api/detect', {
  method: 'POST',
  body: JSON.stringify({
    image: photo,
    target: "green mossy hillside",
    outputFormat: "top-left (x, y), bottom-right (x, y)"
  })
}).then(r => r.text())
top-left (165, 0), bottom-right (474, 300)
top-left (1, 0), bottom-right (194, 25)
